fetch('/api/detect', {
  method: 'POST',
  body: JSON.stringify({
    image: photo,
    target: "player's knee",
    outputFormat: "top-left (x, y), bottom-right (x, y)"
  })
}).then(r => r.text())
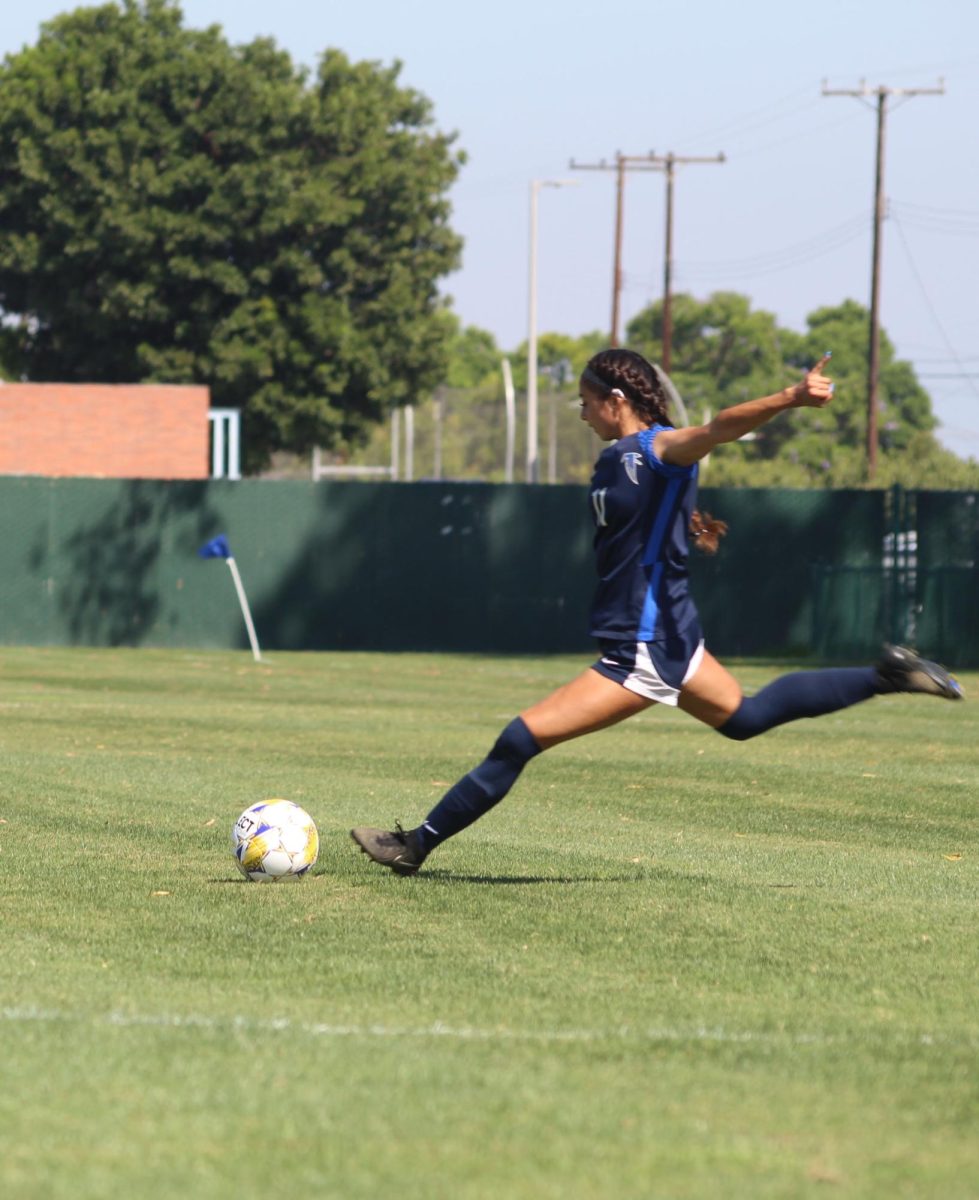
top-left (490, 716), bottom-right (543, 765)
top-left (715, 699), bottom-right (762, 741)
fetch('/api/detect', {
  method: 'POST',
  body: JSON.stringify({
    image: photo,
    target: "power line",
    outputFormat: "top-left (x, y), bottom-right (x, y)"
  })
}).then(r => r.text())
top-left (676, 88), bottom-right (818, 152)
top-left (888, 201), bottom-right (979, 236)
top-left (727, 108), bottom-right (865, 162)
top-left (914, 357), bottom-right (979, 365)
top-left (936, 425), bottom-right (979, 442)
top-left (890, 212), bottom-right (979, 402)
top-left (670, 212), bottom-right (869, 281)
top-left (821, 78), bottom-right (945, 480)
top-left (620, 213), bottom-right (868, 297)
top-left (893, 199), bottom-right (979, 219)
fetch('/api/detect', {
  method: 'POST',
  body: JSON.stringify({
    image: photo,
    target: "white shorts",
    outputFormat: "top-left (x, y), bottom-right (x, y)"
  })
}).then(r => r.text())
top-left (591, 628), bottom-right (705, 706)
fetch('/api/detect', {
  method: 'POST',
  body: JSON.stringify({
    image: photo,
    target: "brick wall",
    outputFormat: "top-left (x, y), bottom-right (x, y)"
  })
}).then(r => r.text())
top-left (0, 383), bottom-right (211, 479)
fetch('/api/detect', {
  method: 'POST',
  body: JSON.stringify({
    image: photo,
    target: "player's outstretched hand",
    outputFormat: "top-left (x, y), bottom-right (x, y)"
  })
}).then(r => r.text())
top-left (791, 352), bottom-right (835, 408)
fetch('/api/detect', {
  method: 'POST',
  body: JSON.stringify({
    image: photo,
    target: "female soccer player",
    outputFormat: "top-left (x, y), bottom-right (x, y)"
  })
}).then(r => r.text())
top-left (352, 348), bottom-right (961, 875)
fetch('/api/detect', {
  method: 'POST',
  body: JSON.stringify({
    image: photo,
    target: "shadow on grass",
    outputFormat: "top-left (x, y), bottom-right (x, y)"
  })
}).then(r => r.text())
top-left (208, 871), bottom-right (623, 886)
top-left (208, 876), bottom-right (314, 885)
top-left (210, 868), bottom-right (712, 887)
top-left (420, 870), bottom-right (643, 886)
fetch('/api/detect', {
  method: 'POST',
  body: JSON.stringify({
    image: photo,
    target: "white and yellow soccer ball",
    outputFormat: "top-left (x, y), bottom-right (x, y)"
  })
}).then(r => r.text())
top-left (231, 800), bottom-right (319, 882)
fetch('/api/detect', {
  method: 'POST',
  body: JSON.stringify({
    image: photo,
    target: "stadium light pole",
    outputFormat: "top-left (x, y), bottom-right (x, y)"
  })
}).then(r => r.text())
top-left (527, 178), bottom-right (578, 483)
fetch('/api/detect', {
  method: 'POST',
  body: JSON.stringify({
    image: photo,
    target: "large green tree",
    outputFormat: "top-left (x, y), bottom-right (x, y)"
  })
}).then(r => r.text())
top-left (626, 293), bottom-right (951, 486)
top-left (0, 0), bottom-right (462, 469)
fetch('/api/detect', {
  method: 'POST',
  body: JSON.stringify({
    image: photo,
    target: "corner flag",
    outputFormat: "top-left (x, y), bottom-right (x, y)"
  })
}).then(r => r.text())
top-left (198, 534), bottom-right (262, 662)
top-left (198, 534), bottom-right (232, 560)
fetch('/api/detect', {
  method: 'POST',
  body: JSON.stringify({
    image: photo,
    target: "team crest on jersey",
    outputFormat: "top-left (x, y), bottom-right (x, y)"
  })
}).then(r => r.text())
top-left (620, 451), bottom-right (643, 485)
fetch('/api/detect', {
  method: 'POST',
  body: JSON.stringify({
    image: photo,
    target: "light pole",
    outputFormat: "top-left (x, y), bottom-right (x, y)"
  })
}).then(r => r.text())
top-left (527, 178), bottom-right (577, 483)
top-left (501, 357), bottom-right (516, 483)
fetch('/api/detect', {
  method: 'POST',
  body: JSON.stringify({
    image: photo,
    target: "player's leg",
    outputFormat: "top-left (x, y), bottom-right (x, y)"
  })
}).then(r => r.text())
top-left (351, 668), bottom-right (649, 874)
top-left (520, 667), bottom-right (652, 748)
top-left (679, 645), bottom-right (961, 741)
top-left (675, 650), bottom-right (743, 727)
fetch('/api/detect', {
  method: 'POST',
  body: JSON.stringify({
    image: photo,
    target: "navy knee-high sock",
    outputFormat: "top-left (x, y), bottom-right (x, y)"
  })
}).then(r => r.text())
top-left (415, 717), bottom-right (542, 851)
top-left (718, 667), bottom-right (880, 742)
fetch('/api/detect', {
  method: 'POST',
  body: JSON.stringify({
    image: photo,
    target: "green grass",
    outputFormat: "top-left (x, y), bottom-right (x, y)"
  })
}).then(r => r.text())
top-left (1, 646), bottom-right (977, 1199)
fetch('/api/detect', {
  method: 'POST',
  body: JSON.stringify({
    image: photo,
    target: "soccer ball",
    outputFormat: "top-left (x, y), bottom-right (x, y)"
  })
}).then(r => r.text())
top-left (231, 800), bottom-right (319, 882)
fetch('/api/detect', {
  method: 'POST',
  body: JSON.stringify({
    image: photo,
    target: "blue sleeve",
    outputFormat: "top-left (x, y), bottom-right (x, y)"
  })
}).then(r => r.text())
top-left (638, 425), bottom-right (697, 480)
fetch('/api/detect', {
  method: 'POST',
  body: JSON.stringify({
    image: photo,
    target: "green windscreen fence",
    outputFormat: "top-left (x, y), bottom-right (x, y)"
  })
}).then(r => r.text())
top-left (0, 478), bottom-right (975, 663)
top-left (914, 490), bottom-right (979, 664)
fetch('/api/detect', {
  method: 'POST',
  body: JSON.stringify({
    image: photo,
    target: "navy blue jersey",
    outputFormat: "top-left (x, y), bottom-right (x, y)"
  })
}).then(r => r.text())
top-left (587, 425), bottom-right (699, 641)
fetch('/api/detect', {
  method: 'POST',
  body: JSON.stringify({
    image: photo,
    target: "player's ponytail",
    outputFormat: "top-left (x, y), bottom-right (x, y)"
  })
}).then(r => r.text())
top-left (689, 509), bottom-right (728, 555)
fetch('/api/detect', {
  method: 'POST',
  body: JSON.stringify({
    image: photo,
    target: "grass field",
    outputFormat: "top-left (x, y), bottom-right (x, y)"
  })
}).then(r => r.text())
top-left (2, 646), bottom-right (977, 1199)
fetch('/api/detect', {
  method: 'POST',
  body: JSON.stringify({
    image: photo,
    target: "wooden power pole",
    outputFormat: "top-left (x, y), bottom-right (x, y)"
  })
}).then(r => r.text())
top-left (569, 153), bottom-right (661, 346)
top-left (822, 79), bottom-right (944, 480)
top-left (570, 151), bottom-right (724, 364)
top-left (653, 152), bottom-right (725, 373)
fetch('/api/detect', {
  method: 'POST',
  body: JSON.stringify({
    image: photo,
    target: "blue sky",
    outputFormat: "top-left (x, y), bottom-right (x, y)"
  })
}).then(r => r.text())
top-left (4, 0), bottom-right (979, 454)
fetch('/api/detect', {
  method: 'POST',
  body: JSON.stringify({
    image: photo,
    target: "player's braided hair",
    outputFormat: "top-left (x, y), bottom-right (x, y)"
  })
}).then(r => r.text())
top-left (583, 348), bottom-right (670, 426)
top-left (582, 348), bottom-right (729, 555)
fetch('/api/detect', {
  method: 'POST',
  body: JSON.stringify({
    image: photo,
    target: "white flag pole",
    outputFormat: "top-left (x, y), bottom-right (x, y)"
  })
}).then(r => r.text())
top-left (225, 556), bottom-right (262, 662)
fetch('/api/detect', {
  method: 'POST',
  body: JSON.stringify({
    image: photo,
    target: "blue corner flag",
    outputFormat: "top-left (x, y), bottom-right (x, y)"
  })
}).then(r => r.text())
top-left (197, 534), bottom-right (263, 662)
top-left (198, 534), bottom-right (231, 560)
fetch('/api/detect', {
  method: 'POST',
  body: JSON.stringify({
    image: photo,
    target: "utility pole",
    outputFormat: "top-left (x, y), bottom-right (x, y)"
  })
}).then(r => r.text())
top-left (570, 151), bottom-right (724, 361)
top-left (612, 154), bottom-right (625, 347)
top-left (654, 152), bottom-right (725, 373)
top-left (822, 79), bottom-right (944, 480)
top-left (569, 153), bottom-right (661, 346)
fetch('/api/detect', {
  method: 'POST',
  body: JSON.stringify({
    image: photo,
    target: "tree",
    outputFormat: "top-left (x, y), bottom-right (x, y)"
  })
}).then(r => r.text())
top-left (441, 315), bottom-right (502, 390)
top-left (332, 298), bottom-right (979, 488)
top-left (625, 293), bottom-right (949, 486)
top-left (0, 0), bottom-right (463, 470)
top-left (874, 430), bottom-right (979, 489)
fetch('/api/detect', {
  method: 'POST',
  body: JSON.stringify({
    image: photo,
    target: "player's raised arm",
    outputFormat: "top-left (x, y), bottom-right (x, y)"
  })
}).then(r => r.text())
top-left (655, 353), bottom-right (835, 468)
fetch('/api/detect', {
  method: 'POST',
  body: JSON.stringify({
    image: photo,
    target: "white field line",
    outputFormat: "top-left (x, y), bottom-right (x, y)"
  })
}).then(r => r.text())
top-left (0, 1005), bottom-right (970, 1050)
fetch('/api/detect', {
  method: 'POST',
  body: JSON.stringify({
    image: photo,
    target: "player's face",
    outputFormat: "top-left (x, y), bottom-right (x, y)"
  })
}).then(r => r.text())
top-left (578, 382), bottom-right (622, 441)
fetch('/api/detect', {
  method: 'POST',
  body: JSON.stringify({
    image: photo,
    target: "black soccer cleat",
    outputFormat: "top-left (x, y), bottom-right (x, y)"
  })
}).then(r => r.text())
top-left (875, 644), bottom-right (963, 700)
top-left (350, 822), bottom-right (428, 876)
